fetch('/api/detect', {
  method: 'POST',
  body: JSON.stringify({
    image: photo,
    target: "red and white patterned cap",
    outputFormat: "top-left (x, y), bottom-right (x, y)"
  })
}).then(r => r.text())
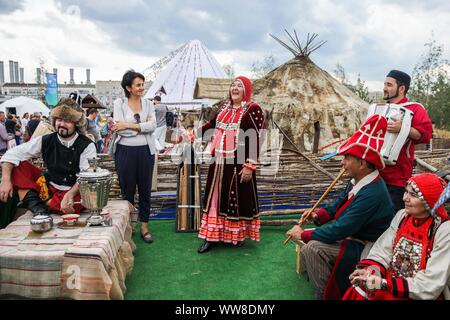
top-left (337, 114), bottom-right (387, 169)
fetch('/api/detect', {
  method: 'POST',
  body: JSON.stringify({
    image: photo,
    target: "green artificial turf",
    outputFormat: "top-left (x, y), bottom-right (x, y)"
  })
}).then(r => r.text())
top-left (124, 220), bottom-right (315, 300)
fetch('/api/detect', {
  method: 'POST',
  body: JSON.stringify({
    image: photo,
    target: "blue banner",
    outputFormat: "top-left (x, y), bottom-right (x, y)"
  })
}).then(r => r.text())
top-left (45, 73), bottom-right (58, 106)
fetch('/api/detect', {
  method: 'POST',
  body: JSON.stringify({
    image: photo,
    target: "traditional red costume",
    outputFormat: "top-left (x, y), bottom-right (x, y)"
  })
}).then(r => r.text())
top-left (198, 76), bottom-right (265, 245)
top-left (343, 173), bottom-right (450, 300)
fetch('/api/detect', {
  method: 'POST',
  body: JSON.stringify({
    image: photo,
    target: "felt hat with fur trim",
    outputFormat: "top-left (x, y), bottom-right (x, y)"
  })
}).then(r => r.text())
top-left (50, 98), bottom-right (86, 135)
top-left (337, 114), bottom-right (388, 169)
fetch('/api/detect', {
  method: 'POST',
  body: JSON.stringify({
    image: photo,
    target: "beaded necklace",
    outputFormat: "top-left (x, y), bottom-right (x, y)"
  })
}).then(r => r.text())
top-left (214, 101), bottom-right (249, 158)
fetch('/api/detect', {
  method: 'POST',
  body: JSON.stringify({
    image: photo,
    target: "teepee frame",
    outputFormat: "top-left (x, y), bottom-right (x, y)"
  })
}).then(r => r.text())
top-left (269, 29), bottom-right (326, 57)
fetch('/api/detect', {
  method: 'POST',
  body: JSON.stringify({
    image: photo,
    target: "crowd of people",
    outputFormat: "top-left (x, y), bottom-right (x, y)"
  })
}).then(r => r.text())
top-left (0, 111), bottom-right (50, 157)
top-left (0, 68), bottom-right (449, 300)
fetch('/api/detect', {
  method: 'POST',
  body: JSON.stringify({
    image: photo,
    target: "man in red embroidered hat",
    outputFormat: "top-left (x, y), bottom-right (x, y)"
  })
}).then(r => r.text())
top-left (343, 173), bottom-right (450, 300)
top-left (287, 114), bottom-right (394, 300)
top-left (381, 70), bottom-right (433, 214)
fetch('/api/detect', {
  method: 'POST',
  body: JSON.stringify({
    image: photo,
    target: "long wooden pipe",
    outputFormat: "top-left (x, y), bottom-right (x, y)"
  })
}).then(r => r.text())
top-left (283, 167), bottom-right (345, 245)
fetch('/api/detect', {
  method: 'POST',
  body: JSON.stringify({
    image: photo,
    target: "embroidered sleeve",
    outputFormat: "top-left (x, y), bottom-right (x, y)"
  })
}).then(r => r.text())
top-left (242, 103), bottom-right (265, 163)
top-left (314, 208), bottom-right (332, 226)
top-left (357, 259), bottom-right (387, 277)
top-left (386, 276), bottom-right (409, 298)
top-left (301, 229), bottom-right (314, 243)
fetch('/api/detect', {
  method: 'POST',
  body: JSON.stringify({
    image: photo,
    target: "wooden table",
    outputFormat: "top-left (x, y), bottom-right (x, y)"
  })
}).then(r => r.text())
top-left (0, 200), bottom-right (135, 300)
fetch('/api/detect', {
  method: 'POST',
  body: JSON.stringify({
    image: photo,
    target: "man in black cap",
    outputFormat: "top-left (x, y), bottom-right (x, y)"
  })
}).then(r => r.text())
top-left (380, 70), bottom-right (433, 213)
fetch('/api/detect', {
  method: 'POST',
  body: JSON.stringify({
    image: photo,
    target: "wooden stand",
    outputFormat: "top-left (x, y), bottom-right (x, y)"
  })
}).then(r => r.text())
top-left (295, 239), bottom-right (306, 274)
top-left (175, 144), bottom-right (202, 232)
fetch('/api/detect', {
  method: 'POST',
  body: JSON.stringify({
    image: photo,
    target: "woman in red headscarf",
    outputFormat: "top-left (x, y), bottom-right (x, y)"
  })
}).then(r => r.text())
top-left (197, 76), bottom-right (265, 253)
top-left (343, 173), bottom-right (450, 300)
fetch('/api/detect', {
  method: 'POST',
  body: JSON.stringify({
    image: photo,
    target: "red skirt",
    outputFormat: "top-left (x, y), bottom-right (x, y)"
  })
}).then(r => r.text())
top-left (198, 170), bottom-right (260, 245)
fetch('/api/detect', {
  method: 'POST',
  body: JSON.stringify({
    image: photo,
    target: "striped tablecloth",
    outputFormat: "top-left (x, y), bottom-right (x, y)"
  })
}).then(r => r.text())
top-left (0, 200), bottom-right (135, 300)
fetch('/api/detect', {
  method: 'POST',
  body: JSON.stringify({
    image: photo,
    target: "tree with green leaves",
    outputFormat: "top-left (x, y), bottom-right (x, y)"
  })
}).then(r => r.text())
top-left (426, 72), bottom-right (450, 129)
top-left (410, 36), bottom-right (450, 130)
top-left (333, 64), bottom-right (373, 103)
top-left (353, 74), bottom-right (373, 104)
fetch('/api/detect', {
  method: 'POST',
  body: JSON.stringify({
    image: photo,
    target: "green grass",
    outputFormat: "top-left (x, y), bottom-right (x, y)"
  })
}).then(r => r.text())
top-left (124, 220), bottom-right (315, 300)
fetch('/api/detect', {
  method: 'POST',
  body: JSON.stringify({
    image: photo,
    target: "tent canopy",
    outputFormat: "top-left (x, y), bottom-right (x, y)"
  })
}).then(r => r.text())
top-left (144, 40), bottom-right (226, 110)
top-left (0, 97), bottom-right (50, 118)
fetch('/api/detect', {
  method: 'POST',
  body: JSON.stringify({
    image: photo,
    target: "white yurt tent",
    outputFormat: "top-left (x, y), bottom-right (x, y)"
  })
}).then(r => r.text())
top-left (0, 97), bottom-right (50, 118)
top-left (144, 40), bottom-right (227, 110)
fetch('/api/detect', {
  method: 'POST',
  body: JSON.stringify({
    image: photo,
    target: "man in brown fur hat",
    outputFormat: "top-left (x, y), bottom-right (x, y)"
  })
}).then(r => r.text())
top-left (0, 98), bottom-right (96, 216)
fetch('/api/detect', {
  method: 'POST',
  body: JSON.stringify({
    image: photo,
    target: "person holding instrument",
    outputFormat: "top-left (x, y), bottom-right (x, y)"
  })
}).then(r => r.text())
top-left (380, 70), bottom-right (433, 214)
top-left (286, 115), bottom-right (394, 300)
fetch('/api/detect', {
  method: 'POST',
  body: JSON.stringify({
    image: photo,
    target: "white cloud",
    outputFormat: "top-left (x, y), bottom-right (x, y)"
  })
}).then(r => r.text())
top-left (0, 0), bottom-right (156, 83)
top-left (1, 0), bottom-right (449, 88)
top-left (178, 8), bottom-right (212, 23)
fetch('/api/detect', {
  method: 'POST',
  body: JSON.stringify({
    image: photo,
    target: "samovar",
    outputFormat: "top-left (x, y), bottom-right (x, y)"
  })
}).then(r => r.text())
top-left (77, 157), bottom-right (112, 226)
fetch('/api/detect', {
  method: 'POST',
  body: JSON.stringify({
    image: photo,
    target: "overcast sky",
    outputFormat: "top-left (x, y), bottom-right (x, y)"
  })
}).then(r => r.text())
top-left (1, 0), bottom-right (449, 91)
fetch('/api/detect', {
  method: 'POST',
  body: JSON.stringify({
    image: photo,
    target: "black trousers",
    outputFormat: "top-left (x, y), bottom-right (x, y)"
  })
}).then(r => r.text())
top-left (115, 144), bottom-right (155, 223)
top-left (387, 184), bottom-right (405, 214)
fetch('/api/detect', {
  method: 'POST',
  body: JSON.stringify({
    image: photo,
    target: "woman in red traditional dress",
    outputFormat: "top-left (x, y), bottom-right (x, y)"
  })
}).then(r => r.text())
top-left (197, 76), bottom-right (265, 253)
top-left (342, 173), bottom-right (450, 300)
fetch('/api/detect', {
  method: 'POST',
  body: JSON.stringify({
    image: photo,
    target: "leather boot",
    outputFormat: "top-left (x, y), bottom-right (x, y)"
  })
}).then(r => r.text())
top-left (18, 189), bottom-right (51, 216)
top-left (198, 240), bottom-right (216, 254)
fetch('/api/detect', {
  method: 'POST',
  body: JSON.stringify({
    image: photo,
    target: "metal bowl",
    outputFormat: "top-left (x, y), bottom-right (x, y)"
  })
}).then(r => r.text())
top-left (61, 214), bottom-right (80, 226)
top-left (87, 215), bottom-right (104, 226)
top-left (30, 215), bottom-right (53, 233)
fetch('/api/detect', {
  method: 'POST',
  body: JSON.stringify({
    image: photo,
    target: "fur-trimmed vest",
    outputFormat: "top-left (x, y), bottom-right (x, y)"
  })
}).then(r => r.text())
top-left (42, 132), bottom-right (93, 186)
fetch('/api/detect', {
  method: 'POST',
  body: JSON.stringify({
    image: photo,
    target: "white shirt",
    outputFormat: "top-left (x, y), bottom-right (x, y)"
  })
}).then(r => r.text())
top-left (21, 118), bottom-right (29, 133)
top-left (349, 170), bottom-right (380, 198)
top-left (117, 107), bottom-right (148, 146)
top-left (112, 98), bottom-right (157, 155)
top-left (1, 132), bottom-right (97, 191)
